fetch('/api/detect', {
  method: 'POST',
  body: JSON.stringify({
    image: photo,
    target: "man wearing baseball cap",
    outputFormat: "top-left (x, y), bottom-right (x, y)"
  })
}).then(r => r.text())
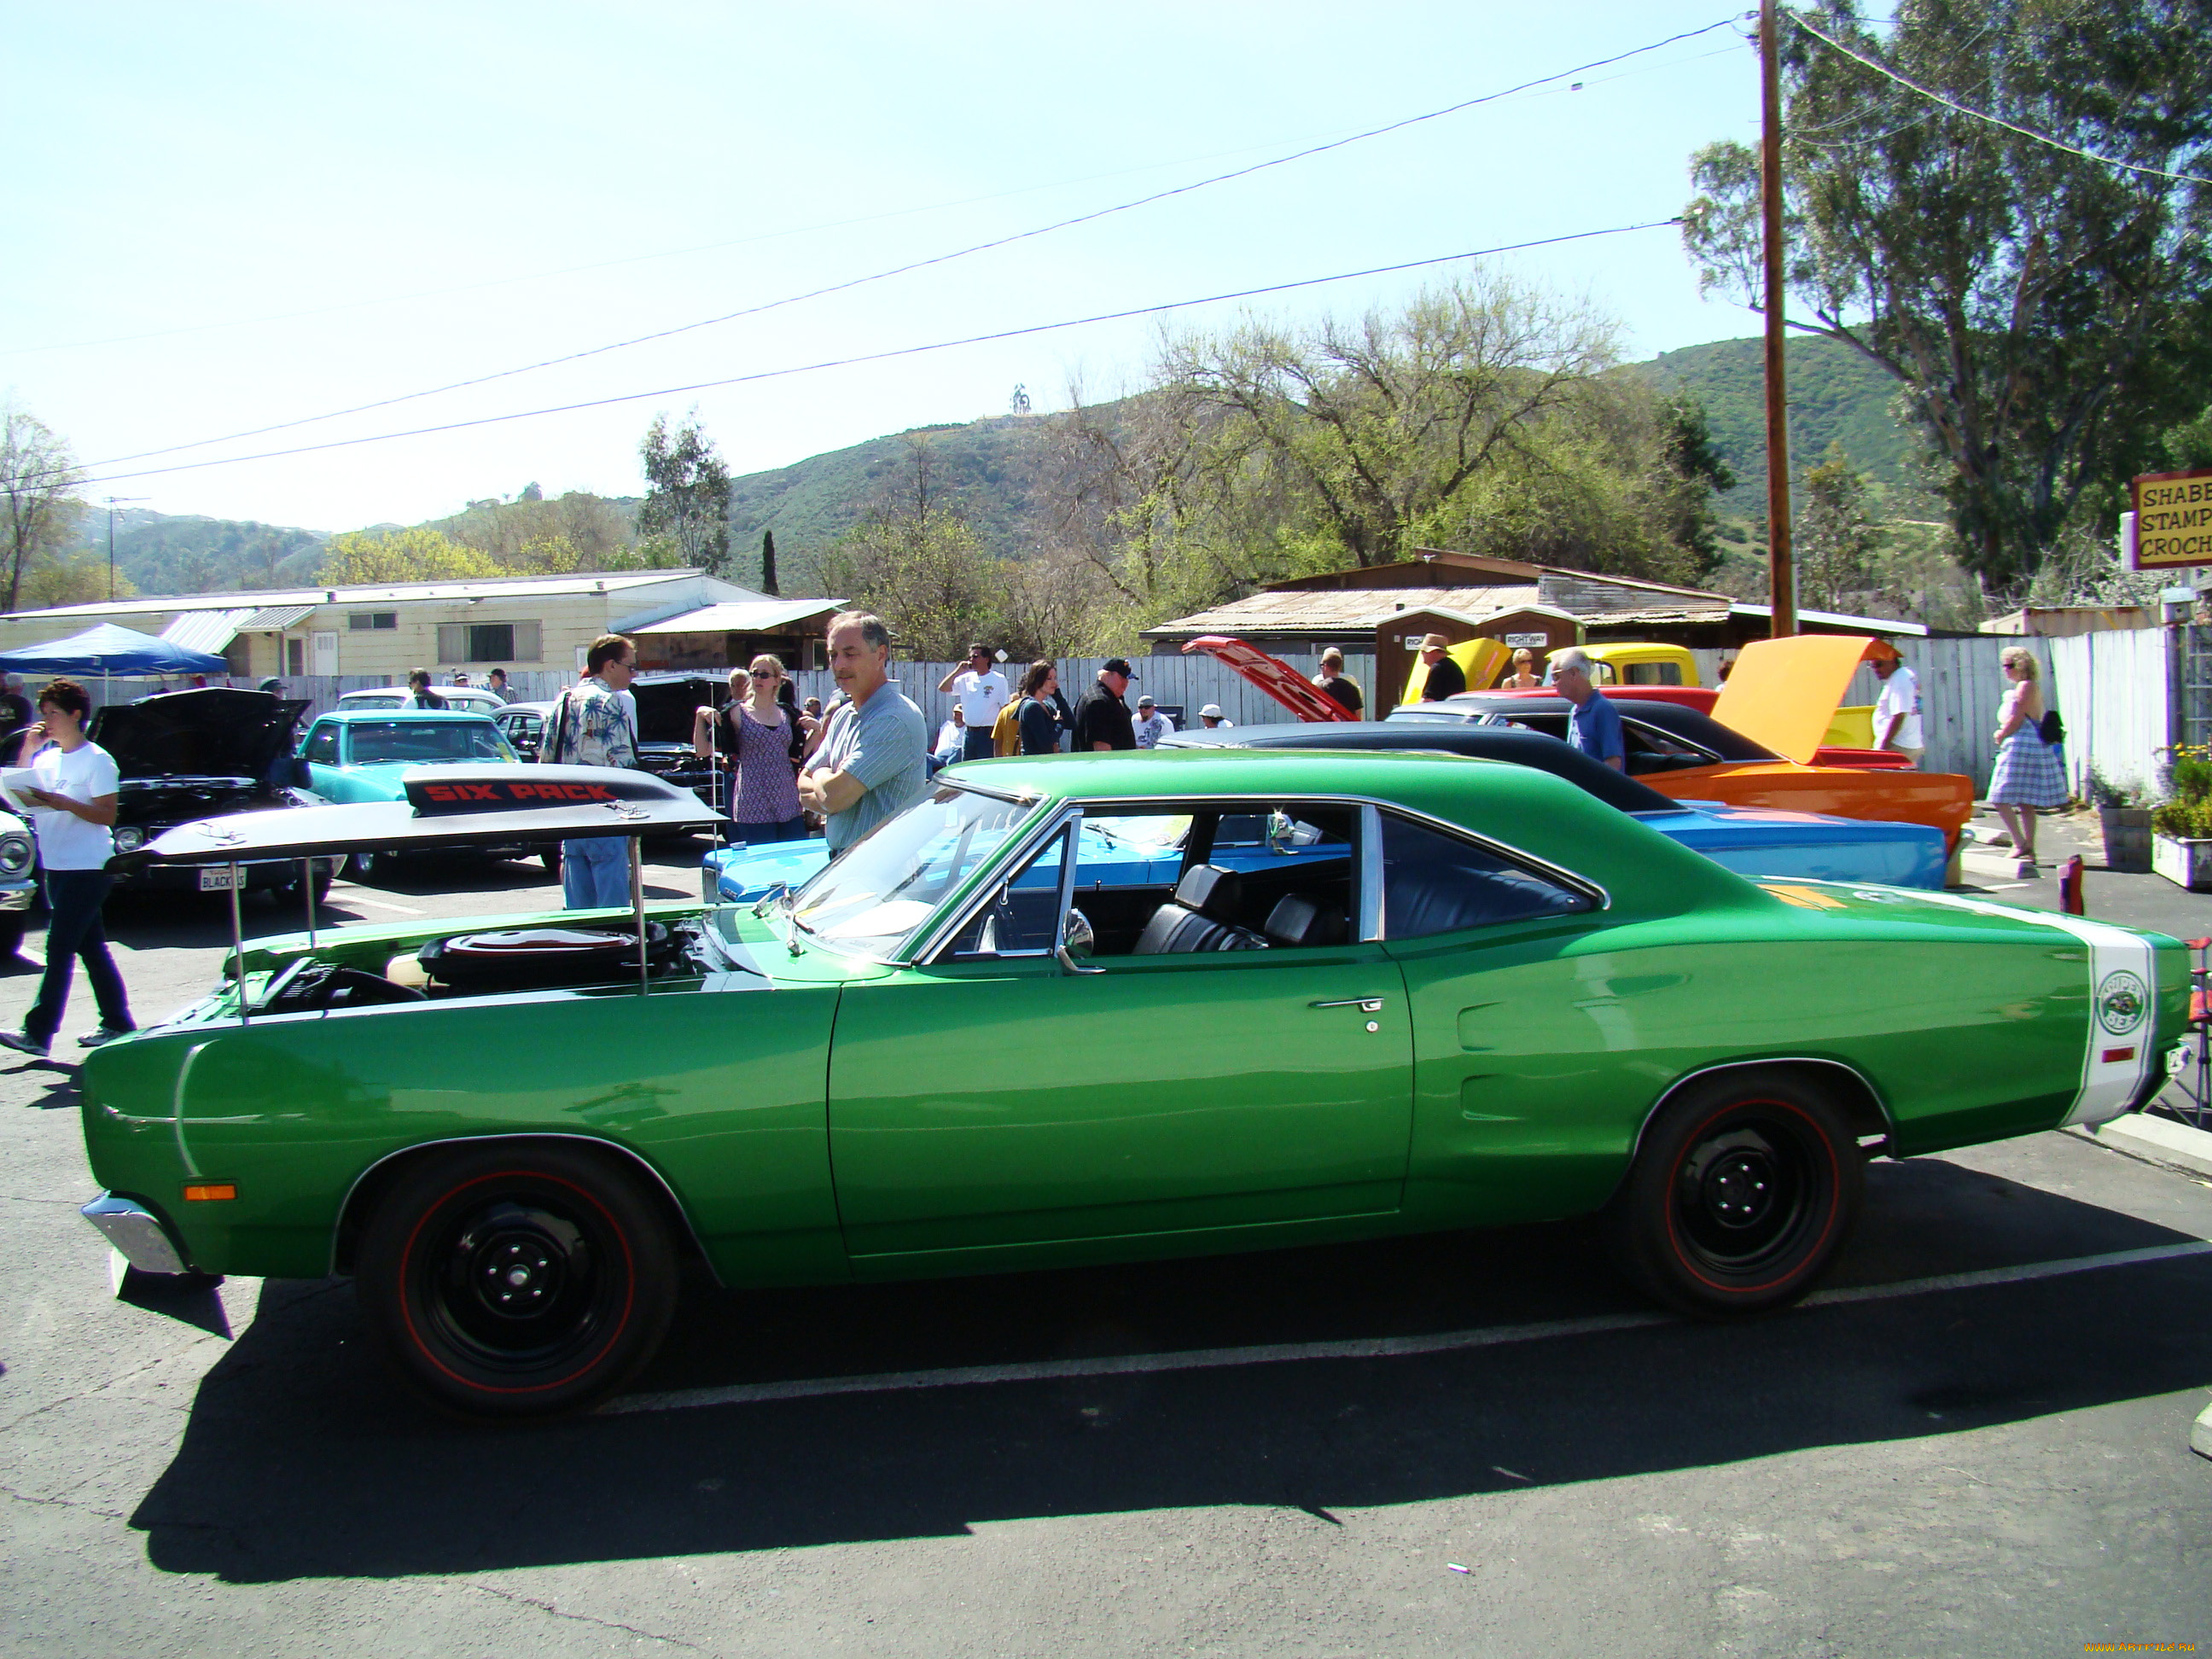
top-left (1073, 658), bottom-right (1138, 752)
top-left (1132, 694), bottom-right (1175, 748)
top-left (1199, 704), bottom-right (1232, 730)
top-left (1417, 634), bottom-right (1466, 701)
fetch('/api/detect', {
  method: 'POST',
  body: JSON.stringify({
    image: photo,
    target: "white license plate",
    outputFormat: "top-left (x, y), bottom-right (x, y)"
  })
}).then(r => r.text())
top-left (197, 867), bottom-right (241, 892)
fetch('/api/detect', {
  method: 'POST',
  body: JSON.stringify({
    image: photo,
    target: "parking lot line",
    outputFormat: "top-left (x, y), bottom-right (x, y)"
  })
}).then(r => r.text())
top-left (602, 1238), bottom-right (2212, 1417)
top-left (332, 894), bottom-right (425, 915)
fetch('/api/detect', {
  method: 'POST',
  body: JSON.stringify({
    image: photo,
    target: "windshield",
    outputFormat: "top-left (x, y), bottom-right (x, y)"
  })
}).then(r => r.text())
top-left (791, 784), bottom-right (1039, 955)
top-left (347, 720), bottom-right (515, 764)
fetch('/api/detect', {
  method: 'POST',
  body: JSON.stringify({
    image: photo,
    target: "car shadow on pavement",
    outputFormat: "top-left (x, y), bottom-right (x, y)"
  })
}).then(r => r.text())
top-left (129, 1155), bottom-right (2212, 1584)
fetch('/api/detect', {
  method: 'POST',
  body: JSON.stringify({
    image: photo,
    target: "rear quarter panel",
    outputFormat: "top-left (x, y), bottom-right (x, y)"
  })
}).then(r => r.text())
top-left (1390, 904), bottom-right (2099, 1233)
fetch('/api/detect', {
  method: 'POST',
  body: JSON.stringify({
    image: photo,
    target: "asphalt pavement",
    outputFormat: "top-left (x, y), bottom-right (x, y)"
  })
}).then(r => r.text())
top-left (1, 830), bottom-right (2209, 1657)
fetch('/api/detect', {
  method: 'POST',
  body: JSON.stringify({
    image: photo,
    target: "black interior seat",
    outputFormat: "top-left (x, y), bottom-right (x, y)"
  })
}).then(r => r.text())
top-left (1132, 865), bottom-right (1267, 954)
top-left (1263, 894), bottom-right (1348, 948)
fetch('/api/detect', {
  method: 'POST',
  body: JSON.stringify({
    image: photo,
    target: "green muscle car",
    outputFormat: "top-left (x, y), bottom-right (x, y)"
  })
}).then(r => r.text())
top-left (78, 750), bottom-right (2181, 1419)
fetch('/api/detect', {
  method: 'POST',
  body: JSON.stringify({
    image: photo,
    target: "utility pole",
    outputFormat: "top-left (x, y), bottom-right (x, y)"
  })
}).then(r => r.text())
top-left (103, 496), bottom-right (148, 602)
top-left (1759, 0), bottom-right (1796, 637)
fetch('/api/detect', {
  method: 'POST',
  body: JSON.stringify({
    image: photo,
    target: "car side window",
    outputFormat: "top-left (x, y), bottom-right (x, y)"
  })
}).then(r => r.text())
top-left (1379, 812), bottom-right (1591, 939)
top-left (943, 825), bottom-right (1068, 959)
top-left (304, 725), bottom-right (340, 765)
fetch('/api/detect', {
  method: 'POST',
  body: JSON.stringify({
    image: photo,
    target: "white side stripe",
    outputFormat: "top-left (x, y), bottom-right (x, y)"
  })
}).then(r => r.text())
top-left (603, 1238), bottom-right (2212, 1416)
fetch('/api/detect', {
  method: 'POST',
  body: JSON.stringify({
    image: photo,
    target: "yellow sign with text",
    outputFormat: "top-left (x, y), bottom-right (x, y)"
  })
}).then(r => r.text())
top-left (2133, 466), bottom-right (2212, 569)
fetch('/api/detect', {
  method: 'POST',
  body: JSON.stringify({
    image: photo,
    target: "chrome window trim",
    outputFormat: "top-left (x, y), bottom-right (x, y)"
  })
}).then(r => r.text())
top-left (1368, 800), bottom-right (1612, 916)
top-left (1359, 803), bottom-right (1384, 941)
top-left (906, 789), bottom-right (1609, 962)
top-left (795, 780), bottom-right (1057, 968)
top-left (903, 800), bottom-right (1083, 967)
top-left (928, 815), bottom-right (1080, 965)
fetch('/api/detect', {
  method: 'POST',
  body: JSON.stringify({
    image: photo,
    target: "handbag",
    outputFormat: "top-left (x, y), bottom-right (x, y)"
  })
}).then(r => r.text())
top-left (2040, 707), bottom-right (2065, 746)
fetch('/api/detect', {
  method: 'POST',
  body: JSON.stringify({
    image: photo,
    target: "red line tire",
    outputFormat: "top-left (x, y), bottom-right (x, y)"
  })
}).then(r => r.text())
top-left (357, 1144), bottom-right (678, 1420)
top-left (1606, 1070), bottom-right (1862, 1319)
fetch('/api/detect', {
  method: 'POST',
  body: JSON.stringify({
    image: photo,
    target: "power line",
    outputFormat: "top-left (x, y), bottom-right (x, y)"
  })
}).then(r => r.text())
top-left (79, 18), bottom-right (1739, 475)
top-left (1789, 11), bottom-right (2212, 188)
top-left (68, 218), bottom-right (1680, 490)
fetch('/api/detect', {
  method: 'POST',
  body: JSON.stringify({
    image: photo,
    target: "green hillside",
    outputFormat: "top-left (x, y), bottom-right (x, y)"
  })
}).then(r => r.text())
top-left (56, 341), bottom-right (1924, 600)
top-left (721, 412), bottom-right (1057, 586)
top-left (71, 508), bottom-right (329, 597)
top-left (1635, 335), bottom-right (1921, 508)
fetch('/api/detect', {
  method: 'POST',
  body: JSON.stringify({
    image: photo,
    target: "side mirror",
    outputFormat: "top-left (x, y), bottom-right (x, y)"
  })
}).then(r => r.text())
top-left (1057, 906), bottom-right (1103, 975)
top-left (1266, 810), bottom-right (1294, 854)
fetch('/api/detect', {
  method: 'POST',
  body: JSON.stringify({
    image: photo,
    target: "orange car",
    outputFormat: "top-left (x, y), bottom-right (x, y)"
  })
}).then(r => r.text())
top-left (1398, 635), bottom-right (1975, 855)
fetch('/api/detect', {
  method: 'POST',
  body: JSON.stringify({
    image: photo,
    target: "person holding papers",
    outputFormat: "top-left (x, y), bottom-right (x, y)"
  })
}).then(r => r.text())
top-left (0, 678), bottom-right (133, 1057)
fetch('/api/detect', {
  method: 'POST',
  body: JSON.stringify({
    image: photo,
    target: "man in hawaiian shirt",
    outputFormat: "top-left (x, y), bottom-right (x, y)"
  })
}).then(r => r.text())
top-left (540, 633), bottom-right (640, 909)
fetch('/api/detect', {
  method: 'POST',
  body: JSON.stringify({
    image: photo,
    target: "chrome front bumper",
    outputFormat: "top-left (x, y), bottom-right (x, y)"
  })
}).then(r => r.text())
top-left (80, 1193), bottom-right (190, 1275)
top-left (0, 882), bottom-right (33, 912)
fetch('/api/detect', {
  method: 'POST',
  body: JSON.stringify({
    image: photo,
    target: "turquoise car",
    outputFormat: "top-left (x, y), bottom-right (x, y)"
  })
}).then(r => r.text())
top-left (298, 709), bottom-right (522, 876)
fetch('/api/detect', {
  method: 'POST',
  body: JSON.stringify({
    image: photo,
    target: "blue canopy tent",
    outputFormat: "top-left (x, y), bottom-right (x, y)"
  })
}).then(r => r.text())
top-left (0, 624), bottom-right (228, 678)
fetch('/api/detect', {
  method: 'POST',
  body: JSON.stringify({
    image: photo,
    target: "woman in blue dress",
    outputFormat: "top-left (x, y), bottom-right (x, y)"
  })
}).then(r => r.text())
top-left (1987, 646), bottom-right (2066, 878)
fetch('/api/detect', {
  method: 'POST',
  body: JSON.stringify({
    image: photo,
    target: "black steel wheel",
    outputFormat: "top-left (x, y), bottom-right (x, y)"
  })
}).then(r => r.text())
top-left (1606, 1069), bottom-right (1861, 1318)
top-left (357, 1143), bottom-right (678, 1419)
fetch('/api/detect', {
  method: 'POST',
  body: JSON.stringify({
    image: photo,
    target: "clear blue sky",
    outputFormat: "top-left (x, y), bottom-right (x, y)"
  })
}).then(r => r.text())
top-left (3, 2), bottom-right (1846, 535)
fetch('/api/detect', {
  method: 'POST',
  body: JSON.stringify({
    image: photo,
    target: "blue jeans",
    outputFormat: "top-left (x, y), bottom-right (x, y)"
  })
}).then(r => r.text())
top-left (963, 727), bottom-right (997, 761)
top-left (560, 836), bottom-right (632, 910)
top-left (27, 870), bottom-right (131, 1046)
top-left (733, 815), bottom-right (809, 847)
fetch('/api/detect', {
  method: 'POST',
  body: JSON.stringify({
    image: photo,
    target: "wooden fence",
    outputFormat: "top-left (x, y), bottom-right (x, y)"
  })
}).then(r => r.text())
top-left (51, 634), bottom-right (2179, 802)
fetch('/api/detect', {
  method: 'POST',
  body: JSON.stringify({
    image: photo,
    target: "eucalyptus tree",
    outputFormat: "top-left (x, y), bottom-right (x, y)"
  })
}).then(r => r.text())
top-left (1684, 0), bottom-right (2212, 592)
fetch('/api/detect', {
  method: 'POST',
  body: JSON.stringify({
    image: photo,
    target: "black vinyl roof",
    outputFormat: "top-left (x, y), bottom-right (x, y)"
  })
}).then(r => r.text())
top-left (1391, 695), bottom-right (1783, 764)
top-left (1160, 721), bottom-right (1679, 813)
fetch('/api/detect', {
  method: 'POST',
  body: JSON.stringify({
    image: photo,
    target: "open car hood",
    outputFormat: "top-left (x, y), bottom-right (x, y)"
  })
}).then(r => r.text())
top-left (106, 765), bottom-right (720, 871)
top-left (629, 676), bottom-right (721, 746)
top-left (1179, 636), bottom-right (1359, 723)
top-left (1709, 635), bottom-right (1873, 765)
top-left (90, 689), bottom-right (310, 780)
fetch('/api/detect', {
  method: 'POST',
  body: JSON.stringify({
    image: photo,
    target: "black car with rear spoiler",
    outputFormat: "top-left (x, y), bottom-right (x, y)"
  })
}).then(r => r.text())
top-left (90, 687), bottom-right (330, 904)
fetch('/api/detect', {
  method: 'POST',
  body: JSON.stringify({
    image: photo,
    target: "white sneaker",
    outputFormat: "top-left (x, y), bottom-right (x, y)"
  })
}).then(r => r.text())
top-left (76, 1026), bottom-right (134, 1050)
top-left (0, 1029), bottom-right (50, 1058)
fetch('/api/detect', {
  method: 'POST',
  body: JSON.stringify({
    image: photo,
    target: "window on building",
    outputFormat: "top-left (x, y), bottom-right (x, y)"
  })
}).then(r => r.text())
top-left (348, 612), bottom-right (398, 631)
top-left (434, 620), bottom-right (543, 663)
top-left (287, 637), bottom-right (306, 678)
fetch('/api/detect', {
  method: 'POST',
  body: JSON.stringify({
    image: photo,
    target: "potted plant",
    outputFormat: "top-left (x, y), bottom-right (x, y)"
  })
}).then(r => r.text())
top-left (2087, 768), bottom-right (2153, 873)
top-left (2152, 747), bottom-right (2212, 890)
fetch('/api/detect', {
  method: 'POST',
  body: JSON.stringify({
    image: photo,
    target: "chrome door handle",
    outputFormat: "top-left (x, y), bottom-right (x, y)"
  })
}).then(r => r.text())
top-left (1310, 997), bottom-right (1385, 1013)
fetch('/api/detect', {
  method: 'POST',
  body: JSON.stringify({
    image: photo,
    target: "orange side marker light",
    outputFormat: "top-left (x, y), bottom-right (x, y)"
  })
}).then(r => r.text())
top-left (182, 1182), bottom-right (237, 1202)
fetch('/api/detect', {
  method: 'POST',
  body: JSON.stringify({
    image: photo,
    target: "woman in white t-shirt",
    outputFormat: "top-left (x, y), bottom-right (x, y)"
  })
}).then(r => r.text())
top-left (0, 678), bottom-right (133, 1058)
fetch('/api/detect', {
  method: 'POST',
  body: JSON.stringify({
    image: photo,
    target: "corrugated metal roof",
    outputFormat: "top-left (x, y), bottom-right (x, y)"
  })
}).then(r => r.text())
top-left (1579, 607), bottom-right (1732, 626)
top-left (1144, 585), bottom-right (1547, 635)
top-left (630, 598), bottom-right (847, 635)
top-left (159, 609), bottom-right (252, 653)
top-left (1, 568), bottom-right (722, 623)
top-left (239, 604), bottom-right (316, 631)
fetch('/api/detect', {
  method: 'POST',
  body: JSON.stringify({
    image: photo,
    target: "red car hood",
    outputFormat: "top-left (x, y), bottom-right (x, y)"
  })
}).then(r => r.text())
top-left (1179, 636), bottom-right (1359, 723)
